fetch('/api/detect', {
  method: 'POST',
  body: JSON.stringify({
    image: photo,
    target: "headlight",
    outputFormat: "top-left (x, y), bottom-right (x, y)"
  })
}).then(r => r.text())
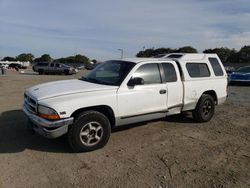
top-left (38, 105), bottom-right (60, 120)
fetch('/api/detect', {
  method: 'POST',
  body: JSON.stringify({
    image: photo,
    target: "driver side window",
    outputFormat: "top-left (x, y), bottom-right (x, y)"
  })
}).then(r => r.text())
top-left (132, 63), bottom-right (161, 85)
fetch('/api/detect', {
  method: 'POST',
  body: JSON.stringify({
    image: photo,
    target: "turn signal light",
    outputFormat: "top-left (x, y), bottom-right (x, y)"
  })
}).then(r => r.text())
top-left (39, 113), bottom-right (60, 120)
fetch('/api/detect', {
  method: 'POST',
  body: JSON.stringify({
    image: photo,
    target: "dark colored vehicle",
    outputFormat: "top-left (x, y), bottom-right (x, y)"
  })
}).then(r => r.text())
top-left (33, 62), bottom-right (78, 75)
top-left (85, 60), bottom-right (102, 70)
top-left (84, 63), bottom-right (95, 70)
top-left (229, 66), bottom-right (250, 85)
top-left (224, 66), bottom-right (235, 76)
top-left (8, 63), bottom-right (27, 70)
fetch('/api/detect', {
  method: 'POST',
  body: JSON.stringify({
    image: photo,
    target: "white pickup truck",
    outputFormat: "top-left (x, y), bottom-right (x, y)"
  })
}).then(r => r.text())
top-left (23, 53), bottom-right (227, 152)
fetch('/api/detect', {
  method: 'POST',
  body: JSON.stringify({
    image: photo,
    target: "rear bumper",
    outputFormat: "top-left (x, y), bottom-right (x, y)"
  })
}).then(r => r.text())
top-left (23, 105), bottom-right (74, 138)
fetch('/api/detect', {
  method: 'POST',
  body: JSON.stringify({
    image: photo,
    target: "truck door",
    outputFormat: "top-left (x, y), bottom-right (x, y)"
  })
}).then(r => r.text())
top-left (161, 62), bottom-right (183, 109)
top-left (49, 63), bottom-right (55, 73)
top-left (117, 63), bottom-right (167, 119)
top-left (55, 63), bottom-right (62, 74)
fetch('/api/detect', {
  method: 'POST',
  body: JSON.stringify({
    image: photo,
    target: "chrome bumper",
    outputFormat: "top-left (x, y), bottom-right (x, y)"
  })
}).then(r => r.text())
top-left (23, 105), bottom-right (74, 138)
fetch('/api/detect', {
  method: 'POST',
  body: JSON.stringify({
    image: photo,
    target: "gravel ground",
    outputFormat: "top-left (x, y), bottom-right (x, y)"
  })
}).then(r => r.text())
top-left (0, 70), bottom-right (249, 188)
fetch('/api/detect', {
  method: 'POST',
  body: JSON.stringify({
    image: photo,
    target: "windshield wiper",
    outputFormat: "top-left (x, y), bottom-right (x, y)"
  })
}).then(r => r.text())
top-left (80, 77), bottom-right (103, 84)
top-left (80, 77), bottom-right (116, 86)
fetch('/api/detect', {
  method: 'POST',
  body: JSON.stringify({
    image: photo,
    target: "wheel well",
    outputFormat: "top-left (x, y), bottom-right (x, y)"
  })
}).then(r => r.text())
top-left (203, 90), bottom-right (218, 104)
top-left (71, 105), bottom-right (116, 127)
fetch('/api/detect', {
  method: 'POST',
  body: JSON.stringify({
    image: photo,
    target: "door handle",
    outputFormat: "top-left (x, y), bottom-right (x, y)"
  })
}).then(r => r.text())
top-left (159, 89), bottom-right (167, 94)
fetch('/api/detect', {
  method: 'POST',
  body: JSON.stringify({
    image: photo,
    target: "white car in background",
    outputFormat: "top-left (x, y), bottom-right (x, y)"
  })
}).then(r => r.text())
top-left (0, 63), bottom-right (9, 69)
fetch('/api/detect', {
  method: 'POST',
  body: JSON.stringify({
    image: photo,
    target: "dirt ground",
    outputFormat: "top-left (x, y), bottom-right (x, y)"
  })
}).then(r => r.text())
top-left (0, 70), bottom-right (249, 188)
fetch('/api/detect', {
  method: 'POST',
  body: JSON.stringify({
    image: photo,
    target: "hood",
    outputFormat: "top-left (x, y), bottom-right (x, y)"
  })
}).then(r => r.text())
top-left (26, 79), bottom-right (118, 100)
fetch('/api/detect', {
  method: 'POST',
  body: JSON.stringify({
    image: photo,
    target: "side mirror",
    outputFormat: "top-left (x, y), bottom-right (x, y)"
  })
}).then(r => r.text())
top-left (127, 77), bottom-right (144, 87)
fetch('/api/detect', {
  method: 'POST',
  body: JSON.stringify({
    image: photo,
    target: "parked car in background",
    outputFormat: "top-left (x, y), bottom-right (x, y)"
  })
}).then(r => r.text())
top-left (229, 66), bottom-right (250, 85)
top-left (0, 63), bottom-right (9, 69)
top-left (224, 66), bottom-right (235, 76)
top-left (85, 60), bottom-right (102, 70)
top-left (32, 62), bottom-right (78, 75)
top-left (84, 64), bottom-right (92, 70)
top-left (77, 65), bottom-right (85, 70)
top-left (8, 63), bottom-right (27, 70)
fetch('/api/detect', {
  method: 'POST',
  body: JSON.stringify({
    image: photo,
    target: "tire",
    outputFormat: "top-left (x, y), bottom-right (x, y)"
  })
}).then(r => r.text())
top-left (38, 69), bottom-right (44, 75)
top-left (230, 81), bottom-right (236, 86)
top-left (64, 70), bottom-right (69, 75)
top-left (68, 110), bottom-right (111, 152)
top-left (192, 94), bottom-right (215, 122)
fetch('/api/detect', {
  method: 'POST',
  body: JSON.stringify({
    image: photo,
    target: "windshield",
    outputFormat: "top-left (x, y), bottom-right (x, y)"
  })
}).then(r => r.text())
top-left (237, 66), bottom-right (250, 73)
top-left (81, 60), bottom-right (135, 86)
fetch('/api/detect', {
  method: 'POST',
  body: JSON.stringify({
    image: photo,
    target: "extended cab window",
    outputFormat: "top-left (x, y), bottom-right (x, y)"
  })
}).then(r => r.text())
top-left (133, 63), bottom-right (161, 84)
top-left (208, 58), bottom-right (224, 76)
top-left (186, 63), bottom-right (210, 78)
top-left (162, 63), bottom-right (177, 82)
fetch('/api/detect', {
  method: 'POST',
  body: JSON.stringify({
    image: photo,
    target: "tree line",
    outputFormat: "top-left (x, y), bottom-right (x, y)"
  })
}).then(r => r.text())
top-left (1, 45), bottom-right (250, 64)
top-left (136, 45), bottom-right (250, 64)
top-left (1, 53), bottom-right (90, 65)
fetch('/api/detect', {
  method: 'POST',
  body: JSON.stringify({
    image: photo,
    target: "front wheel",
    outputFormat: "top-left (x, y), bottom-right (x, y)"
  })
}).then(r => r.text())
top-left (192, 94), bottom-right (215, 122)
top-left (68, 111), bottom-right (111, 152)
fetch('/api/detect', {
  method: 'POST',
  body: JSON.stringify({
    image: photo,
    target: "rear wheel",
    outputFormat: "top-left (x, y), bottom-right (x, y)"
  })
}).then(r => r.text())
top-left (68, 111), bottom-right (111, 152)
top-left (230, 81), bottom-right (236, 86)
top-left (192, 94), bottom-right (215, 122)
top-left (38, 69), bottom-right (44, 75)
top-left (64, 70), bottom-right (69, 75)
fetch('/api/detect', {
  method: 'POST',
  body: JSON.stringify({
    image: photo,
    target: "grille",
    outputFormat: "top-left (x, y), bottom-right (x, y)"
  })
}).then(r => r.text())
top-left (24, 93), bottom-right (37, 114)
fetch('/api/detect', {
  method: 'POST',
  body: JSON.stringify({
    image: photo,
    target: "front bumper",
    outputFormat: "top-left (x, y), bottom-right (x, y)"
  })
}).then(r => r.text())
top-left (229, 79), bottom-right (250, 85)
top-left (23, 105), bottom-right (74, 138)
top-left (229, 74), bottom-right (250, 83)
top-left (230, 79), bottom-right (250, 82)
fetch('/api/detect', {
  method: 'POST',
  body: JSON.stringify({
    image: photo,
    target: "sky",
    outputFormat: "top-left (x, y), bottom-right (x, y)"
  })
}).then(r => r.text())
top-left (0, 0), bottom-right (249, 61)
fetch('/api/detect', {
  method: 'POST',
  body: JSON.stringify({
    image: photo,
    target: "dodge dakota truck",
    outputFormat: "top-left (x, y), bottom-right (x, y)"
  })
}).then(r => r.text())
top-left (23, 53), bottom-right (227, 152)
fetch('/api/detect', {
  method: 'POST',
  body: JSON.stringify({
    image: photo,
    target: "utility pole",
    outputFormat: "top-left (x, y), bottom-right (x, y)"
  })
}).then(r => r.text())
top-left (117, 49), bottom-right (123, 59)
